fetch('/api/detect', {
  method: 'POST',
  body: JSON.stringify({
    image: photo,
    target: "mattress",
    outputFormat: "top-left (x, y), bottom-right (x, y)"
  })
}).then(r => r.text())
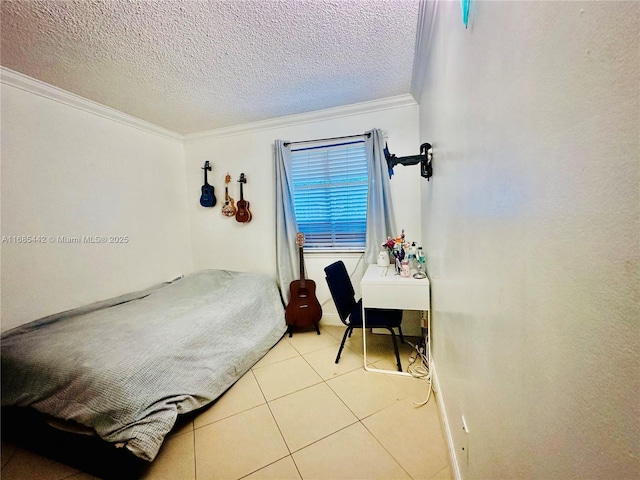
top-left (1, 269), bottom-right (287, 461)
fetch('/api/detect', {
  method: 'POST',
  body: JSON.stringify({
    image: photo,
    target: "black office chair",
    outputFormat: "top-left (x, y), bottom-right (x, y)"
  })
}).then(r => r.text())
top-left (324, 261), bottom-right (404, 372)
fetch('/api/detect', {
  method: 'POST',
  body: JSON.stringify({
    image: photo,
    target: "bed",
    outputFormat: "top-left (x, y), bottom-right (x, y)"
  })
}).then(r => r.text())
top-left (1, 269), bottom-right (287, 475)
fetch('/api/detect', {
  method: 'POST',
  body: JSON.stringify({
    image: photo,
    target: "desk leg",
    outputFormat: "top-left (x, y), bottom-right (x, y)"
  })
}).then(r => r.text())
top-left (362, 304), bottom-right (412, 377)
top-left (362, 301), bottom-right (368, 368)
top-left (426, 309), bottom-right (432, 382)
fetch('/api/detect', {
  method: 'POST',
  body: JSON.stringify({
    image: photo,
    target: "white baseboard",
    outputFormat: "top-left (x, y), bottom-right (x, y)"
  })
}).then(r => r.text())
top-left (319, 313), bottom-right (343, 327)
top-left (432, 363), bottom-right (462, 480)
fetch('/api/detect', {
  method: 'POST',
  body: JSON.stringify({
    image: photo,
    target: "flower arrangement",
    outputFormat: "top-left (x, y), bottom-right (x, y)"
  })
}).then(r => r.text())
top-left (381, 229), bottom-right (410, 271)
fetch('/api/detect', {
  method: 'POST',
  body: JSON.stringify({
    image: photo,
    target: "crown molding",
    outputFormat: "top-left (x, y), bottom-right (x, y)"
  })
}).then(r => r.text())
top-left (1, 66), bottom-right (418, 144)
top-left (0, 67), bottom-right (183, 142)
top-left (183, 94), bottom-right (417, 143)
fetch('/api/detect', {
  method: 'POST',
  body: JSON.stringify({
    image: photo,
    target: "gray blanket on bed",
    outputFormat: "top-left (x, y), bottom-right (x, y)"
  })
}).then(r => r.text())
top-left (1, 270), bottom-right (286, 461)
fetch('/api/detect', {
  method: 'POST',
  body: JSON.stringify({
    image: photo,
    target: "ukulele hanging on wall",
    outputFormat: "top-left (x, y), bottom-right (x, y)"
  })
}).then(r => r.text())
top-left (221, 173), bottom-right (237, 217)
top-left (199, 161), bottom-right (217, 207)
top-left (235, 173), bottom-right (252, 223)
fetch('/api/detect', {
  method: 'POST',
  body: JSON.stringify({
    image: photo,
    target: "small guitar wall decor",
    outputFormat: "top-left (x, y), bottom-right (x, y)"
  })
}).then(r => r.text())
top-left (221, 173), bottom-right (237, 217)
top-left (199, 161), bottom-right (217, 207)
top-left (235, 173), bottom-right (252, 223)
top-left (285, 232), bottom-right (322, 336)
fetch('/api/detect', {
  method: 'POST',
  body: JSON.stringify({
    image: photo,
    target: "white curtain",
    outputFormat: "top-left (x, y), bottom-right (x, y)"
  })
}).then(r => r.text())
top-left (275, 130), bottom-right (396, 301)
top-left (364, 128), bottom-right (397, 265)
top-left (274, 140), bottom-right (298, 304)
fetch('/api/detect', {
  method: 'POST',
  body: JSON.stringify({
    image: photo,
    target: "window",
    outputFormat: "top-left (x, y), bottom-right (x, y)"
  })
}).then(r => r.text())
top-left (290, 140), bottom-right (368, 251)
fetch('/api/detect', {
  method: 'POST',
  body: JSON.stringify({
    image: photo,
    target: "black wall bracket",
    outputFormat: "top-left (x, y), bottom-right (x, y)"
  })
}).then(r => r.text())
top-left (384, 142), bottom-right (433, 180)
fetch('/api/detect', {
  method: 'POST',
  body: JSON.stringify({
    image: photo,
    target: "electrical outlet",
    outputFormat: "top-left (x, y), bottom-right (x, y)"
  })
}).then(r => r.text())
top-left (461, 416), bottom-right (469, 464)
top-left (420, 310), bottom-right (429, 328)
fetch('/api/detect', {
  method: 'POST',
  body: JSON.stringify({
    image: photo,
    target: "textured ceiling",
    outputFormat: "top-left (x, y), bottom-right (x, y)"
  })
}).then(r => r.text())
top-left (1, 0), bottom-right (420, 135)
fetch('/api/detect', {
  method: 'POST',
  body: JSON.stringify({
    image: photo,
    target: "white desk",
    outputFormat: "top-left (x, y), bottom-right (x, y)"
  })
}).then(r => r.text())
top-left (360, 264), bottom-right (430, 376)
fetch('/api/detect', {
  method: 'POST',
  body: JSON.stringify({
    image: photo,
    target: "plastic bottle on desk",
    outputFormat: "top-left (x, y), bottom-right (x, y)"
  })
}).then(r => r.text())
top-left (408, 242), bottom-right (417, 269)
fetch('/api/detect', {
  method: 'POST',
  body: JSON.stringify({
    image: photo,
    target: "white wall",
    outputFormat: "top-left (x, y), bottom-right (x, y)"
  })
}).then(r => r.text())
top-left (184, 98), bottom-right (423, 330)
top-left (1, 82), bottom-right (193, 331)
top-left (418, 1), bottom-right (639, 479)
top-left (0, 80), bottom-right (424, 337)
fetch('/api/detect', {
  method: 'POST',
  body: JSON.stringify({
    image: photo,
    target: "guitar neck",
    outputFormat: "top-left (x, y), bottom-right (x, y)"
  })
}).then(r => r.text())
top-left (299, 245), bottom-right (306, 287)
top-left (238, 174), bottom-right (248, 202)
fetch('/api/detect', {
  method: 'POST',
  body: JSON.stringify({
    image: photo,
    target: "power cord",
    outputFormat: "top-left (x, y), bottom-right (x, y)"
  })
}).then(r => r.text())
top-left (406, 336), bottom-right (432, 406)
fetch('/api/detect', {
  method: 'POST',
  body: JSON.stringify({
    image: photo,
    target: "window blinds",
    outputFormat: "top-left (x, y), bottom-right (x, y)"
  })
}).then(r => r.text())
top-left (291, 141), bottom-right (368, 250)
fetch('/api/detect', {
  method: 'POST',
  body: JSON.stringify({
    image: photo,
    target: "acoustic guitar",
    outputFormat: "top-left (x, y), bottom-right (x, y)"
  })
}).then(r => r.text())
top-left (199, 161), bottom-right (217, 207)
top-left (285, 233), bottom-right (322, 337)
top-left (235, 173), bottom-right (252, 223)
top-left (221, 173), bottom-right (236, 217)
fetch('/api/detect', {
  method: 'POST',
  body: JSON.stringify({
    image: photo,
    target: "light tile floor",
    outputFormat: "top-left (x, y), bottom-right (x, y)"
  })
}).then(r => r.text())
top-left (1, 325), bottom-right (451, 480)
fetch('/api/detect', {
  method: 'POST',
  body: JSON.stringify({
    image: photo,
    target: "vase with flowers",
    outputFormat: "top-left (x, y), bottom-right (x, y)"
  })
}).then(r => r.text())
top-left (381, 229), bottom-right (410, 274)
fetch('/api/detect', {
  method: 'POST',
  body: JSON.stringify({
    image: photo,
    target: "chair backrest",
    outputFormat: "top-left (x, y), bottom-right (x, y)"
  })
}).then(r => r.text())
top-left (324, 261), bottom-right (357, 325)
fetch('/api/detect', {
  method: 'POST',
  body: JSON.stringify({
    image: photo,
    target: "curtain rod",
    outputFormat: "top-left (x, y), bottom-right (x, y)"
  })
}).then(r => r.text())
top-left (283, 132), bottom-right (370, 147)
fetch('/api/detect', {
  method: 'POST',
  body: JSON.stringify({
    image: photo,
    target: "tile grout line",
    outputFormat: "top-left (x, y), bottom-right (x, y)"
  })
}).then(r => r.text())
top-left (194, 330), bottom-right (429, 480)
top-left (0, 447), bottom-right (19, 475)
top-left (318, 340), bottom-right (436, 480)
top-left (192, 418), bottom-right (198, 480)
top-left (248, 368), bottom-right (303, 480)
top-left (359, 418), bottom-right (416, 480)
top-left (260, 331), bottom-right (361, 480)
